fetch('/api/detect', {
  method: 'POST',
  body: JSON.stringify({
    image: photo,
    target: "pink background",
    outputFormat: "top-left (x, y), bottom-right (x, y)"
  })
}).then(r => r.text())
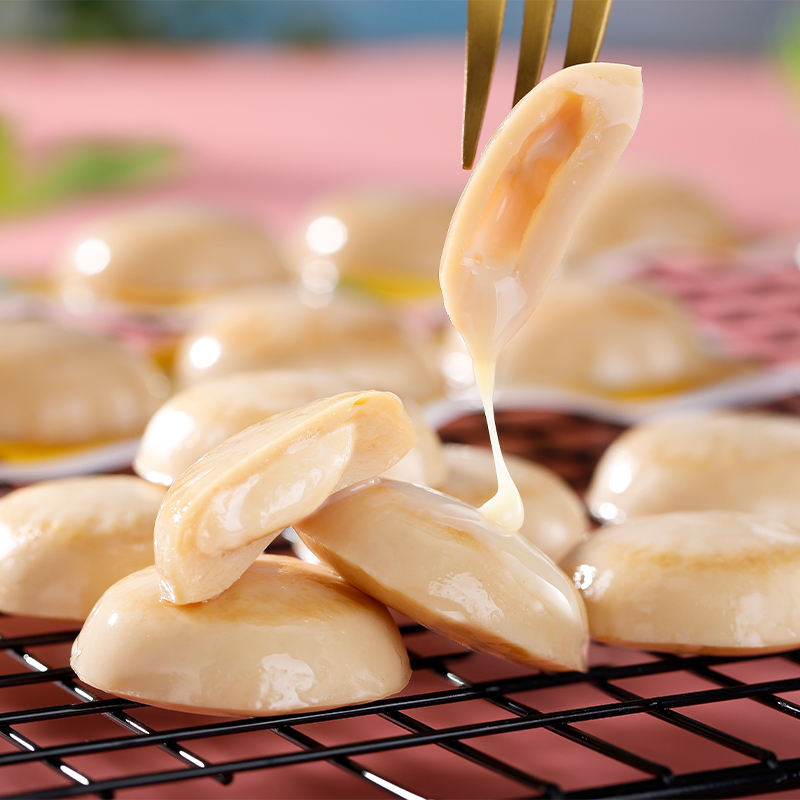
top-left (2, 44), bottom-right (800, 799)
top-left (0, 43), bottom-right (799, 275)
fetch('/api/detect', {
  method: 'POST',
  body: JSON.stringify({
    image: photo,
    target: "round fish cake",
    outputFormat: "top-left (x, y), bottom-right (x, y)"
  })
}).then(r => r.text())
top-left (587, 411), bottom-right (800, 525)
top-left (174, 286), bottom-right (443, 401)
top-left (0, 476), bottom-right (164, 620)
top-left (285, 189), bottom-right (455, 300)
top-left (0, 320), bottom-right (165, 449)
top-left (55, 205), bottom-right (288, 312)
top-left (71, 556), bottom-right (411, 716)
top-left (492, 282), bottom-right (741, 398)
top-left (562, 510), bottom-right (800, 654)
top-left (561, 170), bottom-right (738, 277)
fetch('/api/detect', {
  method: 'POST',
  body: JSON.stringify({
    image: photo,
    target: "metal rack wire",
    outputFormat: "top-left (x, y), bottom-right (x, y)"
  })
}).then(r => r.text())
top-left (3, 608), bottom-right (800, 799)
top-left (4, 262), bottom-right (800, 798)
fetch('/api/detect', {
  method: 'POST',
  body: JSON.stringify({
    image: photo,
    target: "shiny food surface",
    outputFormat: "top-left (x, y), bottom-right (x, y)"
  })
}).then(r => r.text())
top-left (0, 475), bottom-right (164, 620)
top-left (174, 286), bottom-right (442, 400)
top-left (0, 320), bottom-right (165, 446)
top-left (440, 62), bottom-right (643, 366)
top-left (155, 391), bottom-right (417, 604)
top-left (135, 369), bottom-right (364, 486)
top-left (562, 510), bottom-right (800, 654)
top-left (71, 556), bottom-right (411, 716)
top-left (285, 190), bottom-right (456, 299)
top-left (588, 411), bottom-right (800, 524)
top-left (493, 281), bottom-right (744, 397)
top-left (136, 369), bottom-right (445, 489)
top-left (295, 478), bottom-right (588, 672)
top-left (56, 205), bottom-right (288, 311)
top-left (439, 63), bottom-right (642, 531)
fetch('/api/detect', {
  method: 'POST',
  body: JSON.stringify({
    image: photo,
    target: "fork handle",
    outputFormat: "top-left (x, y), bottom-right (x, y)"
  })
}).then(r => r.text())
top-left (564, 0), bottom-right (614, 68)
top-left (514, 0), bottom-right (557, 106)
top-left (463, 0), bottom-right (507, 170)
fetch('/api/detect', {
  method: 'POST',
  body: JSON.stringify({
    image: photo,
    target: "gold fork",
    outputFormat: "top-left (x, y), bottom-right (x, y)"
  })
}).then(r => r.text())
top-left (462, 0), bottom-right (614, 169)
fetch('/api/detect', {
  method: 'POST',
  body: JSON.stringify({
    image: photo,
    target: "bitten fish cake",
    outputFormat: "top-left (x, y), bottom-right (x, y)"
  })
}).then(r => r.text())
top-left (0, 476), bottom-right (164, 620)
top-left (587, 411), bottom-right (800, 525)
top-left (135, 369), bottom-right (361, 486)
top-left (135, 369), bottom-right (446, 489)
top-left (434, 444), bottom-right (589, 562)
top-left (156, 391), bottom-right (417, 604)
top-left (294, 478), bottom-right (588, 672)
top-left (440, 63), bottom-right (643, 368)
top-left (562, 511), bottom-right (800, 654)
top-left (438, 62), bottom-right (642, 530)
top-left (71, 556), bottom-right (411, 716)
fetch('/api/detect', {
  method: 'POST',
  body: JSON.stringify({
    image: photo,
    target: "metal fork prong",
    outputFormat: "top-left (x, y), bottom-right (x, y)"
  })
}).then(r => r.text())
top-left (513, 0), bottom-right (557, 107)
top-left (564, 0), bottom-right (614, 68)
top-left (462, 0), bottom-right (507, 170)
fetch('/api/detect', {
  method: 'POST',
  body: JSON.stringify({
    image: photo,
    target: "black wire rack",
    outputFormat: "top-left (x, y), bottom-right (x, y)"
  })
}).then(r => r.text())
top-left (4, 401), bottom-right (800, 799)
top-left (6, 259), bottom-right (800, 799)
top-left (3, 604), bottom-right (800, 800)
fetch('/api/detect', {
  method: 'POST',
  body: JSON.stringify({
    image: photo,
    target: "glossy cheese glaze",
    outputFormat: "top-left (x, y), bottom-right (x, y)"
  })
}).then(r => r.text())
top-left (71, 556), bottom-right (411, 716)
top-left (295, 478), bottom-right (589, 672)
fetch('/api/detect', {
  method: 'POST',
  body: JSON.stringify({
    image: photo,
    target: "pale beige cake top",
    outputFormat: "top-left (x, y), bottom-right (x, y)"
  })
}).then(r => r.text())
top-left (55, 204), bottom-right (288, 311)
top-left (562, 510), bottom-right (800, 655)
top-left (173, 285), bottom-right (443, 400)
top-left (588, 410), bottom-right (800, 524)
top-left (0, 320), bottom-right (166, 446)
top-left (0, 475), bottom-right (165, 620)
top-left (71, 556), bottom-right (411, 716)
top-left (285, 189), bottom-right (456, 296)
top-left (561, 170), bottom-right (738, 276)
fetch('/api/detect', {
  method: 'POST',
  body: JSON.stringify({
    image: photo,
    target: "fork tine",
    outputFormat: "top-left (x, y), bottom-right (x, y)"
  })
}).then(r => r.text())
top-left (513, 0), bottom-right (557, 106)
top-left (462, 0), bottom-right (507, 170)
top-left (564, 0), bottom-right (614, 68)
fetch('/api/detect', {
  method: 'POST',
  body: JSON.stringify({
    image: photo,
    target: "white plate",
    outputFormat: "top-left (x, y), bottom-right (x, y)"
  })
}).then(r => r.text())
top-left (424, 364), bottom-right (800, 429)
top-left (0, 438), bottom-right (141, 485)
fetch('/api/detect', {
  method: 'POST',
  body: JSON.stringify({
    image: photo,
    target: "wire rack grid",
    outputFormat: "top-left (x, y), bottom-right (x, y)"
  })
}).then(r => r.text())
top-left (3, 603), bottom-right (800, 799)
top-left (5, 262), bottom-right (800, 798)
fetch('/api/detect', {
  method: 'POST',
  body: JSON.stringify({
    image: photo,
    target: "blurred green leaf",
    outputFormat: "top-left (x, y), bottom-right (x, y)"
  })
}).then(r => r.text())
top-left (0, 118), bottom-right (175, 217)
top-left (777, 2), bottom-right (800, 94)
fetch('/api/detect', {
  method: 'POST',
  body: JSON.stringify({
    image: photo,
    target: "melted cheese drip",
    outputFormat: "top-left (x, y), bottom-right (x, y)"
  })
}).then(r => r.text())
top-left (473, 358), bottom-right (523, 531)
top-left (451, 94), bottom-right (585, 533)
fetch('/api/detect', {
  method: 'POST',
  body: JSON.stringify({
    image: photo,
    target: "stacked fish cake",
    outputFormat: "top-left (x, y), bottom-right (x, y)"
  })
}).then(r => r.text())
top-left (73, 389), bottom-right (589, 715)
top-left (562, 411), bottom-right (800, 655)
